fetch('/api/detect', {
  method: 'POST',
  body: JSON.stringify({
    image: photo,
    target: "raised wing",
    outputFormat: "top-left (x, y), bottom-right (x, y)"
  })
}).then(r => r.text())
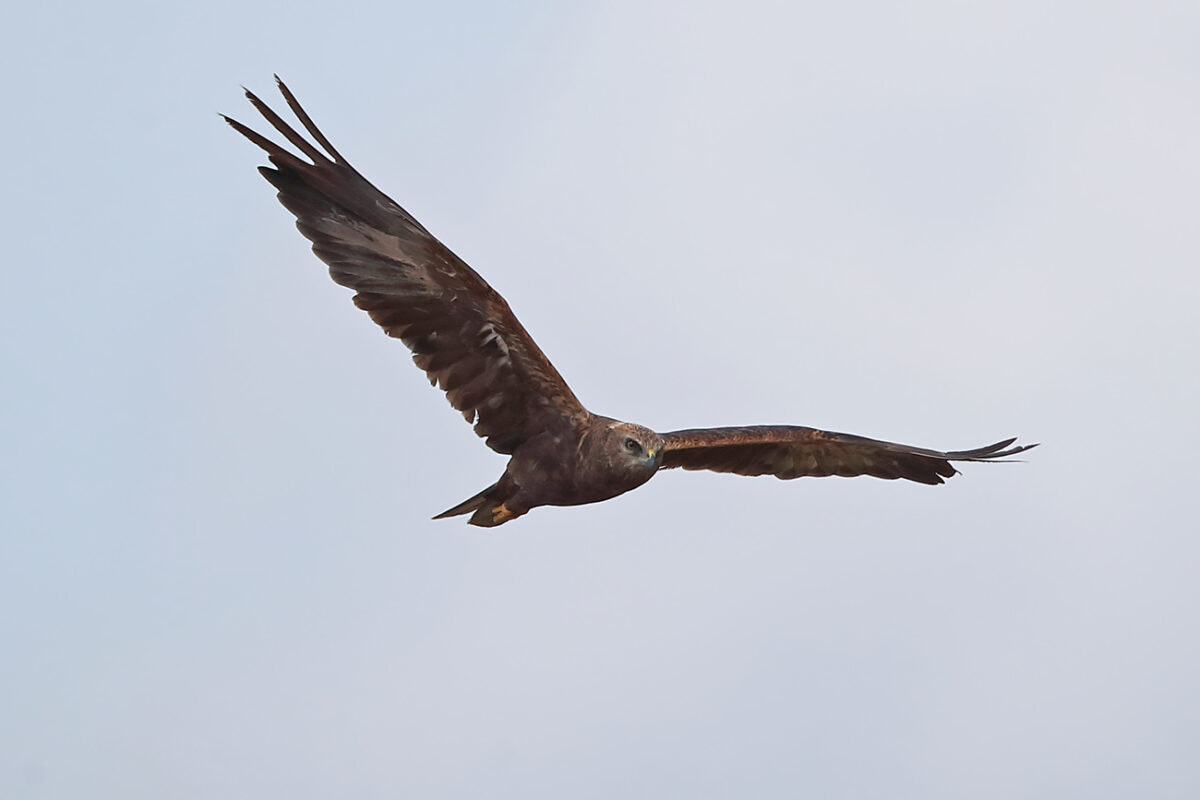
top-left (659, 426), bottom-right (1037, 485)
top-left (224, 78), bottom-right (587, 453)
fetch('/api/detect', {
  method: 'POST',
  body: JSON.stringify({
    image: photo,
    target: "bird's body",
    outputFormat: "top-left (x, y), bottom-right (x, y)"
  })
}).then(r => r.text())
top-left (437, 419), bottom-right (663, 526)
top-left (225, 78), bottom-right (1036, 526)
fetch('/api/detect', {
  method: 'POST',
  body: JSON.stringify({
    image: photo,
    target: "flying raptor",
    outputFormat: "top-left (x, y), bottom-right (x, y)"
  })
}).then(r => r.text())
top-left (225, 78), bottom-right (1036, 527)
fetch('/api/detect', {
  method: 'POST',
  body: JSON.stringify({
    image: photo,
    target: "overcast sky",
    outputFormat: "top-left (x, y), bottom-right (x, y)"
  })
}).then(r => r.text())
top-left (2, 1), bottom-right (1198, 797)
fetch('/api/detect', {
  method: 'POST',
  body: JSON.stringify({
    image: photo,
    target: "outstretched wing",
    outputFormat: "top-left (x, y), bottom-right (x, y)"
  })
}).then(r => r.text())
top-left (659, 426), bottom-right (1037, 485)
top-left (224, 77), bottom-right (587, 453)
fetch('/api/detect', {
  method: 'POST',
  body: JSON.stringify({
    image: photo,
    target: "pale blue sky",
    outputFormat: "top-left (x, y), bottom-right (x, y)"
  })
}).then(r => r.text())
top-left (3, 1), bottom-right (1198, 797)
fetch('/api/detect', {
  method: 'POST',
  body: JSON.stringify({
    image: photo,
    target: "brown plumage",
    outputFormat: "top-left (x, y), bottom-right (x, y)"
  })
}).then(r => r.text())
top-left (225, 78), bottom-right (1037, 527)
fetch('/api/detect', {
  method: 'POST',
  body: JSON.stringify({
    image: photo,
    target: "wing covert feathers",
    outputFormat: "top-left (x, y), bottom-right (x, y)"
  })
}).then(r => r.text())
top-left (660, 426), bottom-right (1037, 485)
top-left (225, 78), bottom-right (587, 453)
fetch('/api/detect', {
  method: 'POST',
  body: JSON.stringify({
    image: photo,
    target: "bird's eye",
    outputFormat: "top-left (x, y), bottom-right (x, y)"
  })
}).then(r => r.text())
top-left (624, 437), bottom-right (643, 455)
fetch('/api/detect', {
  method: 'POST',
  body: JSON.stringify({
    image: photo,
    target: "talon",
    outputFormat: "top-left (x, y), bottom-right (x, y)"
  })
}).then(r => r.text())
top-left (491, 503), bottom-right (515, 523)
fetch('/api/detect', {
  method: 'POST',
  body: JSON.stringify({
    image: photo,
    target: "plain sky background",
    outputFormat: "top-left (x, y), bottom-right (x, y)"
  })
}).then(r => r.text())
top-left (3, 1), bottom-right (1198, 797)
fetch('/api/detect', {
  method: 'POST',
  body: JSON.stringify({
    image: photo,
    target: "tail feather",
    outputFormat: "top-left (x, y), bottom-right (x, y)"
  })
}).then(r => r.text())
top-left (433, 483), bottom-right (497, 519)
top-left (434, 479), bottom-right (526, 527)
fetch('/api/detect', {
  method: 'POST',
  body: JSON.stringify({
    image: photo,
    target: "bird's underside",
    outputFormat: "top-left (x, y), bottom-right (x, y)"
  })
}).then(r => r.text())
top-left (226, 77), bottom-right (1037, 527)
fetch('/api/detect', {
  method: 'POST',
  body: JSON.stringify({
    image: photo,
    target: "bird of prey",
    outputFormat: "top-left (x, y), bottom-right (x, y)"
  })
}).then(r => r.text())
top-left (224, 78), bottom-right (1036, 527)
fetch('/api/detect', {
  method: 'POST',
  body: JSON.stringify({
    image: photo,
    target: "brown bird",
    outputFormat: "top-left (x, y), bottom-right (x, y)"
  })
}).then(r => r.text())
top-left (224, 78), bottom-right (1036, 527)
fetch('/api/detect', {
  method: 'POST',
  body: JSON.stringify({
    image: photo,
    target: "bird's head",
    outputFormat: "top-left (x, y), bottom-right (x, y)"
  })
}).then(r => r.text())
top-left (605, 420), bottom-right (664, 476)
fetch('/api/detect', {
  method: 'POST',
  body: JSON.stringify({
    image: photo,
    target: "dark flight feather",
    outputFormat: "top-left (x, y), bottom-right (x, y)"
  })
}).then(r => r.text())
top-left (661, 427), bottom-right (1036, 485)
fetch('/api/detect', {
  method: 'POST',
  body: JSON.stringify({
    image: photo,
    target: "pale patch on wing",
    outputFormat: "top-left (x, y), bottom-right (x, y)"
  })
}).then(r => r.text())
top-left (478, 322), bottom-right (512, 364)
